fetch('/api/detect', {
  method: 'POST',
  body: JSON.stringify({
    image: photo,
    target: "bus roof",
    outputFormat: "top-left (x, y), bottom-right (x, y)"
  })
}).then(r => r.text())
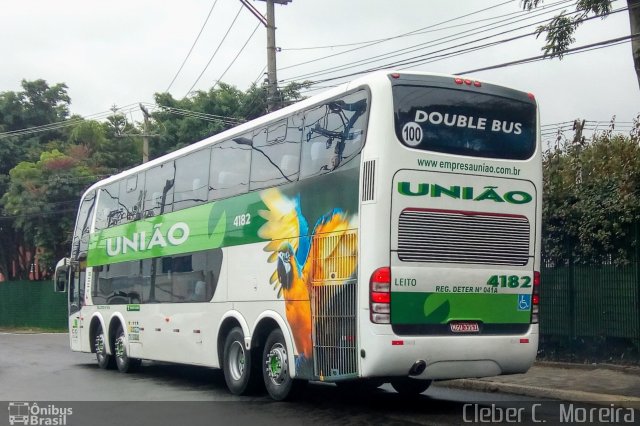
top-left (80, 69), bottom-right (531, 198)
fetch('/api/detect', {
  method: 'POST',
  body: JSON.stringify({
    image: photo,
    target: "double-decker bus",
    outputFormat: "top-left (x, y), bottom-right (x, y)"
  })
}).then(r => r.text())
top-left (54, 71), bottom-right (540, 400)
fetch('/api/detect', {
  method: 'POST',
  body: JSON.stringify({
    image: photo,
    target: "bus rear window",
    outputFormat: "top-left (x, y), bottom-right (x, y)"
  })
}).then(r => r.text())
top-left (393, 85), bottom-right (536, 160)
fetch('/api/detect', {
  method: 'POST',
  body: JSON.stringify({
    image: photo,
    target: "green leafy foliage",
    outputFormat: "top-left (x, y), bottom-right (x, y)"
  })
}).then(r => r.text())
top-left (543, 127), bottom-right (640, 265)
top-left (522, 0), bottom-right (640, 91)
top-left (2, 150), bottom-right (95, 266)
top-left (522, 0), bottom-right (613, 58)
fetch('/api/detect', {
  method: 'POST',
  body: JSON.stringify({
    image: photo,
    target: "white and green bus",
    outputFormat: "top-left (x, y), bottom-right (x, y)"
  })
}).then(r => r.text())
top-left (54, 70), bottom-right (540, 400)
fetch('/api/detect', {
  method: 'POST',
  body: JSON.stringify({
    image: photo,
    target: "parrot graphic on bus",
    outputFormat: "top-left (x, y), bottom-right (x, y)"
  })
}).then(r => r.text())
top-left (258, 188), bottom-right (358, 377)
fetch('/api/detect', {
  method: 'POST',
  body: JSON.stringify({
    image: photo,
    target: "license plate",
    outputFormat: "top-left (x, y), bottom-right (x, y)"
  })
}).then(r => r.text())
top-left (449, 322), bottom-right (480, 333)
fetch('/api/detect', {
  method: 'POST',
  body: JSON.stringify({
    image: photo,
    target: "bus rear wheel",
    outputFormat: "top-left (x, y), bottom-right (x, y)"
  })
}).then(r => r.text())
top-left (262, 328), bottom-right (303, 401)
top-left (94, 324), bottom-right (114, 370)
top-left (114, 324), bottom-right (141, 373)
top-left (390, 378), bottom-right (432, 396)
top-left (223, 327), bottom-right (258, 395)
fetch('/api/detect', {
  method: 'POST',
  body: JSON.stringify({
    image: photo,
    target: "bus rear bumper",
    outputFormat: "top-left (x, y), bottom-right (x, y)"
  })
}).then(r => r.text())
top-left (359, 325), bottom-right (538, 380)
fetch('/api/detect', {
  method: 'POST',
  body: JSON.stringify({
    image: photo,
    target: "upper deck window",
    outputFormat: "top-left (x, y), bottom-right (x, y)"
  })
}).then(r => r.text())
top-left (393, 85), bottom-right (536, 160)
top-left (300, 90), bottom-right (368, 178)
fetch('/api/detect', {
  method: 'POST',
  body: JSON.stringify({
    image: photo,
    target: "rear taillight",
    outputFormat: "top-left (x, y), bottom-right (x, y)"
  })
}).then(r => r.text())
top-left (531, 271), bottom-right (540, 324)
top-left (370, 267), bottom-right (391, 324)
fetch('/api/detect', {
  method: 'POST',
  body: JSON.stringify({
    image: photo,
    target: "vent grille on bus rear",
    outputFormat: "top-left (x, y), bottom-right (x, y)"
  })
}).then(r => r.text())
top-left (397, 209), bottom-right (530, 265)
top-left (362, 160), bottom-right (376, 202)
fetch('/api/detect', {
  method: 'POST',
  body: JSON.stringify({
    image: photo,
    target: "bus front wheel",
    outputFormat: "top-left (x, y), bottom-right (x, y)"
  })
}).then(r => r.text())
top-left (94, 324), bottom-right (114, 370)
top-left (262, 328), bottom-right (302, 401)
top-left (223, 327), bottom-right (257, 395)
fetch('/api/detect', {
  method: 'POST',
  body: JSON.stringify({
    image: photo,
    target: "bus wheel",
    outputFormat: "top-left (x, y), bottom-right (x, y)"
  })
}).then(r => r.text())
top-left (390, 378), bottom-right (432, 396)
top-left (223, 327), bottom-right (256, 395)
top-left (262, 328), bottom-right (301, 401)
top-left (94, 325), bottom-right (114, 370)
top-left (114, 324), bottom-right (141, 373)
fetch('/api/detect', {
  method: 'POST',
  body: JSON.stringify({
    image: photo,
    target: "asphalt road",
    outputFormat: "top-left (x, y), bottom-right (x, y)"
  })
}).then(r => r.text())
top-left (0, 333), bottom-right (576, 426)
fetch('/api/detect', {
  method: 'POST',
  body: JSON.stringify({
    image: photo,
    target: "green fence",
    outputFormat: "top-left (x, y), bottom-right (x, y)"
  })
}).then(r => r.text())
top-left (541, 262), bottom-right (640, 339)
top-left (0, 280), bottom-right (67, 330)
top-left (540, 261), bottom-right (640, 361)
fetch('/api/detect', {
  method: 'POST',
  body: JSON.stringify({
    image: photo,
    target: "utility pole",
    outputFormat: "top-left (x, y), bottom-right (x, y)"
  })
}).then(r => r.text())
top-left (266, 0), bottom-right (277, 111)
top-left (572, 118), bottom-right (586, 185)
top-left (572, 118), bottom-right (586, 145)
top-left (240, 0), bottom-right (291, 112)
top-left (140, 104), bottom-right (151, 163)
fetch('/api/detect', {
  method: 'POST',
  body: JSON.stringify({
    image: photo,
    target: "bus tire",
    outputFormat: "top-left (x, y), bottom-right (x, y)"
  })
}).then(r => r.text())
top-left (390, 378), bottom-right (432, 396)
top-left (114, 324), bottom-right (141, 373)
top-left (223, 327), bottom-right (257, 395)
top-left (94, 324), bottom-right (114, 370)
top-left (262, 328), bottom-right (302, 401)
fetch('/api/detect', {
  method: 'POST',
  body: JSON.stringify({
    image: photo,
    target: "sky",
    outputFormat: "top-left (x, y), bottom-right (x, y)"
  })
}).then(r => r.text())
top-left (1, 0), bottom-right (638, 141)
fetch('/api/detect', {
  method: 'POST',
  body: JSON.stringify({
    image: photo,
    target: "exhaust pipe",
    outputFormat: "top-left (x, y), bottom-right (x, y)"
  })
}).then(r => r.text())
top-left (408, 360), bottom-right (427, 376)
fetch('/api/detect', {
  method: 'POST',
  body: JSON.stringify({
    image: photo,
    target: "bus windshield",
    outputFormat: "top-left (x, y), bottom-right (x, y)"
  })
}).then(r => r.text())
top-left (393, 85), bottom-right (536, 160)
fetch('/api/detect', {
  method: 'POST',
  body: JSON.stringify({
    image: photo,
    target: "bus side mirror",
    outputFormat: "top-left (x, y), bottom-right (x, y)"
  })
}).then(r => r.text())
top-left (54, 258), bottom-right (70, 293)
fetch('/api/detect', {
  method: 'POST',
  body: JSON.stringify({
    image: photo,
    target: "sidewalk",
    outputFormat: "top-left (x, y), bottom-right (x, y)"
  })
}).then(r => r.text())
top-left (435, 362), bottom-right (640, 408)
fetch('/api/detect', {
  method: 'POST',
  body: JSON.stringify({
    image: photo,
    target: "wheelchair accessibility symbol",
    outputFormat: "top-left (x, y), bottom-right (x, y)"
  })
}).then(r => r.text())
top-left (517, 294), bottom-right (531, 311)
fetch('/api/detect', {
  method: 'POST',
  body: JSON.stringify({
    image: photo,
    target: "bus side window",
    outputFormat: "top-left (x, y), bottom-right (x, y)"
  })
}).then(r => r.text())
top-left (143, 162), bottom-right (175, 216)
top-left (336, 90), bottom-right (369, 168)
top-left (71, 190), bottom-right (96, 259)
top-left (173, 148), bottom-right (210, 211)
top-left (95, 181), bottom-right (122, 230)
top-left (209, 139), bottom-right (250, 200)
top-left (119, 174), bottom-right (145, 224)
top-left (69, 262), bottom-right (86, 314)
top-left (300, 91), bottom-right (368, 179)
top-left (301, 104), bottom-right (333, 178)
top-left (249, 116), bottom-right (302, 191)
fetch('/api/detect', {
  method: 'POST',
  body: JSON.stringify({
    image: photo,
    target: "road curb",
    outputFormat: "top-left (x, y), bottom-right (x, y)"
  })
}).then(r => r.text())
top-left (435, 379), bottom-right (640, 409)
top-left (535, 361), bottom-right (640, 375)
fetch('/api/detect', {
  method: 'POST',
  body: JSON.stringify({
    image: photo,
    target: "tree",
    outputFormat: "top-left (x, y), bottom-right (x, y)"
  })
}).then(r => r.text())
top-left (150, 81), bottom-right (310, 159)
top-left (542, 125), bottom-right (640, 265)
top-left (151, 85), bottom-right (240, 157)
top-left (0, 80), bottom-right (72, 279)
top-left (0, 79), bottom-right (72, 171)
top-left (2, 150), bottom-right (96, 269)
top-left (68, 117), bottom-right (142, 172)
top-left (523, 0), bottom-right (640, 89)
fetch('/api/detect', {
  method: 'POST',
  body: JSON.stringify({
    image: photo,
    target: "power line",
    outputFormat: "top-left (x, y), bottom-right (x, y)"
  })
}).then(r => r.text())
top-left (279, 0), bottom-right (520, 73)
top-left (0, 102), bottom-right (245, 140)
top-left (253, 64), bottom-right (267, 86)
top-left (147, 104), bottom-right (245, 126)
top-left (184, 4), bottom-right (245, 97)
top-left (212, 22), bottom-right (261, 90)
top-left (457, 33), bottom-right (638, 75)
top-left (294, 1), bottom-right (586, 82)
top-left (0, 209), bottom-right (78, 220)
top-left (0, 104), bottom-right (140, 139)
top-left (165, 0), bottom-right (220, 93)
top-left (300, 6), bottom-right (629, 87)
top-left (280, 0), bottom-right (575, 83)
top-left (281, 0), bottom-right (525, 51)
